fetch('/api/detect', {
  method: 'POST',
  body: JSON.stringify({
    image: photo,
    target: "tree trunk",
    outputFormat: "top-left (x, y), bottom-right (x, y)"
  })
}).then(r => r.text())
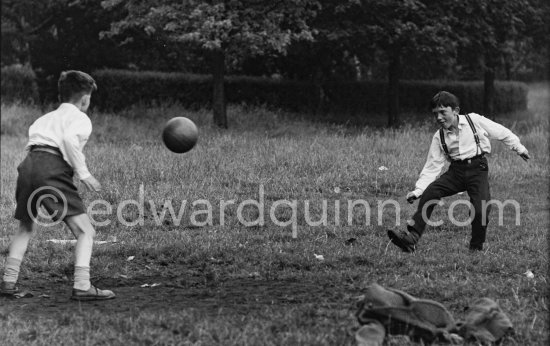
top-left (387, 51), bottom-right (401, 127)
top-left (313, 66), bottom-right (324, 115)
top-left (211, 48), bottom-right (227, 128)
top-left (483, 53), bottom-right (496, 117)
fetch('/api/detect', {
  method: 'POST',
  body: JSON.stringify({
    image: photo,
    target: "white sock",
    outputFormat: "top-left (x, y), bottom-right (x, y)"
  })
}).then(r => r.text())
top-left (73, 266), bottom-right (91, 291)
top-left (2, 257), bottom-right (22, 283)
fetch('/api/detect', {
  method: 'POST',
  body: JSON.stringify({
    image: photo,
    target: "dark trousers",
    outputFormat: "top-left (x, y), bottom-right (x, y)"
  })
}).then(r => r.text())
top-left (409, 156), bottom-right (491, 249)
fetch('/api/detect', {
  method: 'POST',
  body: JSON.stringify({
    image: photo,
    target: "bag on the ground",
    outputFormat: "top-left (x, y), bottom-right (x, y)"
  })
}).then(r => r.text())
top-left (457, 297), bottom-right (514, 343)
top-left (355, 284), bottom-right (514, 344)
top-left (355, 283), bottom-right (457, 343)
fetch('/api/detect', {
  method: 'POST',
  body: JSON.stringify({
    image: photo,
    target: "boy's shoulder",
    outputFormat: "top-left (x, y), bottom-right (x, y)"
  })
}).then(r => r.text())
top-left (463, 112), bottom-right (483, 120)
top-left (58, 103), bottom-right (90, 120)
top-left (38, 104), bottom-right (90, 125)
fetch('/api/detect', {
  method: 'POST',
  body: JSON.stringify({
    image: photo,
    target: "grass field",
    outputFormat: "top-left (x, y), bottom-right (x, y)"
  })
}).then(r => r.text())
top-left (1, 84), bottom-right (548, 345)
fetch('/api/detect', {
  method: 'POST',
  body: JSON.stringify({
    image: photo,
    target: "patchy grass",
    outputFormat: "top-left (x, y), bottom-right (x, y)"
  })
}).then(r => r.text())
top-left (0, 84), bottom-right (548, 345)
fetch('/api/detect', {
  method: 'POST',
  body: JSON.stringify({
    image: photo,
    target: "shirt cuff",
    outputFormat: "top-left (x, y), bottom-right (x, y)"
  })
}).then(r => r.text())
top-left (515, 145), bottom-right (527, 155)
top-left (412, 188), bottom-right (423, 198)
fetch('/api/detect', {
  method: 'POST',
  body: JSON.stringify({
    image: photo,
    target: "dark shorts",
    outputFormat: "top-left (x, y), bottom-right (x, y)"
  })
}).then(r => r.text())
top-left (14, 148), bottom-right (86, 223)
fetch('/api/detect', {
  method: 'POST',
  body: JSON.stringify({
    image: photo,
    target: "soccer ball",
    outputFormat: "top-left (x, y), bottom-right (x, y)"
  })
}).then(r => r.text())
top-left (162, 117), bottom-right (198, 153)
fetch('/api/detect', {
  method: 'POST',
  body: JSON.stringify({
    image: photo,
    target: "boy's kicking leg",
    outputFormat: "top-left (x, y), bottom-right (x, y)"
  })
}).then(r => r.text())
top-left (65, 213), bottom-right (115, 300)
top-left (388, 168), bottom-right (464, 252)
top-left (1, 219), bottom-right (34, 295)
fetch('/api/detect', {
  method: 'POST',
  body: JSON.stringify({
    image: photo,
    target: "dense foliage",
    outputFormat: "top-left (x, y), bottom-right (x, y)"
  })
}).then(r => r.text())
top-left (1, 0), bottom-right (547, 125)
top-left (2, 0), bottom-right (547, 83)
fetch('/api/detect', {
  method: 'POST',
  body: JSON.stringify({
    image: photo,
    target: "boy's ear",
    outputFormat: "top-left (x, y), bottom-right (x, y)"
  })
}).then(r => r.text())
top-left (76, 93), bottom-right (91, 111)
top-left (80, 94), bottom-right (90, 105)
top-left (454, 107), bottom-right (460, 114)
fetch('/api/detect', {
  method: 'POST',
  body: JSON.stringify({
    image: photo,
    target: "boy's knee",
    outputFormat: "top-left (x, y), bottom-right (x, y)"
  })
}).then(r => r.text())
top-left (419, 190), bottom-right (441, 205)
top-left (19, 219), bottom-right (35, 233)
top-left (80, 227), bottom-right (96, 238)
top-left (65, 214), bottom-right (96, 238)
top-left (421, 185), bottom-right (444, 200)
top-left (68, 225), bottom-right (96, 239)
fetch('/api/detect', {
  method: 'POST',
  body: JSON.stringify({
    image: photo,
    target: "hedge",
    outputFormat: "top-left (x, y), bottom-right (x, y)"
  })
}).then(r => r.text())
top-left (322, 80), bottom-right (528, 115)
top-left (3, 68), bottom-right (528, 116)
top-left (1, 64), bottom-right (39, 104)
top-left (91, 69), bottom-right (212, 111)
top-left (90, 69), bottom-right (527, 115)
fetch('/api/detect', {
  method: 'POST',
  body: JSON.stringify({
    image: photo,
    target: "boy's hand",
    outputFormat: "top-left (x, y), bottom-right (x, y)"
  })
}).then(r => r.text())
top-left (81, 176), bottom-right (102, 192)
top-left (519, 150), bottom-right (530, 161)
top-left (406, 191), bottom-right (419, 204)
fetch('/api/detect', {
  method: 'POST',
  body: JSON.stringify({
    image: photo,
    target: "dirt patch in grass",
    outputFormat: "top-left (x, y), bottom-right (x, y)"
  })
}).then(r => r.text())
top-left (1, 270), bottom-right (359, 319)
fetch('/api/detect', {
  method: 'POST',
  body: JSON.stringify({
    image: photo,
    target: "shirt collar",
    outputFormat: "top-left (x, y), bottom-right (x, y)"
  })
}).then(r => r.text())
top-left (442, 114), bottom-right (467, 133)
top-left (59, 103), bottom-right (81, 112)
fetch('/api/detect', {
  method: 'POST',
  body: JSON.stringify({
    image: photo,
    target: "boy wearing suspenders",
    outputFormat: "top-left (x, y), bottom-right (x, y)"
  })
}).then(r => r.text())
top-left (388, 91), bottom-right (530, 252)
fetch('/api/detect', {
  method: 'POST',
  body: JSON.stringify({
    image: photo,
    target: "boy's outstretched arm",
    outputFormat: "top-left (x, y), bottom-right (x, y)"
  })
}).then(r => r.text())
top-left (474, 114), bottom-right (529, 160)
top-left (406, 134), bottom-right (446, 204)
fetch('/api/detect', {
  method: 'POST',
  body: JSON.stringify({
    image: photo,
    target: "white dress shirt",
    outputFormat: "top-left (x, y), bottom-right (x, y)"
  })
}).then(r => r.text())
top-left (26, 103), bottom-right (92, 180)
top-left (412, 113), bottom-right (527, 197)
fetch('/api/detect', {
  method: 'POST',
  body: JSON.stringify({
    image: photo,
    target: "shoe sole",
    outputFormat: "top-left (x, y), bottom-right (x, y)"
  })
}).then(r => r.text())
top-left (0, 292), bottom-right (17, 297)
top-left (387, 230), bottom-right (415, 253)
top-left (71, 295), bottom-right (116, 301)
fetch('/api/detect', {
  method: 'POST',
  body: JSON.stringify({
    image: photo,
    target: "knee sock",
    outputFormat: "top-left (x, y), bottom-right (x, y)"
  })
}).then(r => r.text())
top-left (73, 266), bottom-right (91, 291)
top-left (2, 257), bottom-right (22, 283)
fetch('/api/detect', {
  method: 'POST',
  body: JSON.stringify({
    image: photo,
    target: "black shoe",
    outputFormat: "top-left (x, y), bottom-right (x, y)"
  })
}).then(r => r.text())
top-left (387, 229), bottom-right (418, 253)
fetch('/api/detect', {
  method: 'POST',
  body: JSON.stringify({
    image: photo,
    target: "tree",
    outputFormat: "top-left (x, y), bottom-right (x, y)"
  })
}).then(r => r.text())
top-left (1, 0), bottom-right (63, 66)
top-left (501, 0), bottom-right (549, 81)
top-left (2, 0), bottom-right (142, 102)
top-left (332, 0), bottom-right (456, 127)
top-left (102, 0), bottom-right (320, 128)
top-left (449, 0), bottom-right (546, 115)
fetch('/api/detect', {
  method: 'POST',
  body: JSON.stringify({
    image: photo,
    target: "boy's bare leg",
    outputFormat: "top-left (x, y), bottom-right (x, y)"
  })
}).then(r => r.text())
top-left (65, 213), bottom-right (95, 290)
top-left (65, 214), bottom-right (95, 267)
top-left (65, 213), bottom-right (114, 299)
top-left (2, 220), bottom-right (34, 287)
top-left (7, 219), bottom-right (35, 260)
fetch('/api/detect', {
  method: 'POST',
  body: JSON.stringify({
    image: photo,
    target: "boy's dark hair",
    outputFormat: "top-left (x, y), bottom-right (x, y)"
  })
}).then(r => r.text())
top-left (58, 70), bottom-right (97, 102)
top-left (430, 91), bottom-right (460, 110)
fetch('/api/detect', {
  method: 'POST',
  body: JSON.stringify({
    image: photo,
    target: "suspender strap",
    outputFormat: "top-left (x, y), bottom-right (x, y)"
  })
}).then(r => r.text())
top-left (439, 128), bottom-right (449, 157)
top-left (465, 114), bottom-right (480, 146)
top-left (439, 114), bottom-right (483, 159)
top-left (465, 114), bottom-right (482, 155)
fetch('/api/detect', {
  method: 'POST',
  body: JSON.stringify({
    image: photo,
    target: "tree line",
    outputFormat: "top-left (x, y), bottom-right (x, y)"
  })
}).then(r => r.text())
top-left (2, 0), bottom-right (548, 127)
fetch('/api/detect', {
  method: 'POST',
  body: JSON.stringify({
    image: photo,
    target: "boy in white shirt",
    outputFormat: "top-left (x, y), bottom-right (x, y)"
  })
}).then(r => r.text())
top-left (1, 70), bottom-right (115, 300)
top-left (388, 91), bottom-right (530, 252)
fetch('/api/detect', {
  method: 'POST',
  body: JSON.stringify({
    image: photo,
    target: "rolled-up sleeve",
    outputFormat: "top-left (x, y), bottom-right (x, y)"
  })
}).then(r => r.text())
top-left (413, 134), bottom-right (447, 197)
top-left (62, 116), bottom-right (92, 180)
